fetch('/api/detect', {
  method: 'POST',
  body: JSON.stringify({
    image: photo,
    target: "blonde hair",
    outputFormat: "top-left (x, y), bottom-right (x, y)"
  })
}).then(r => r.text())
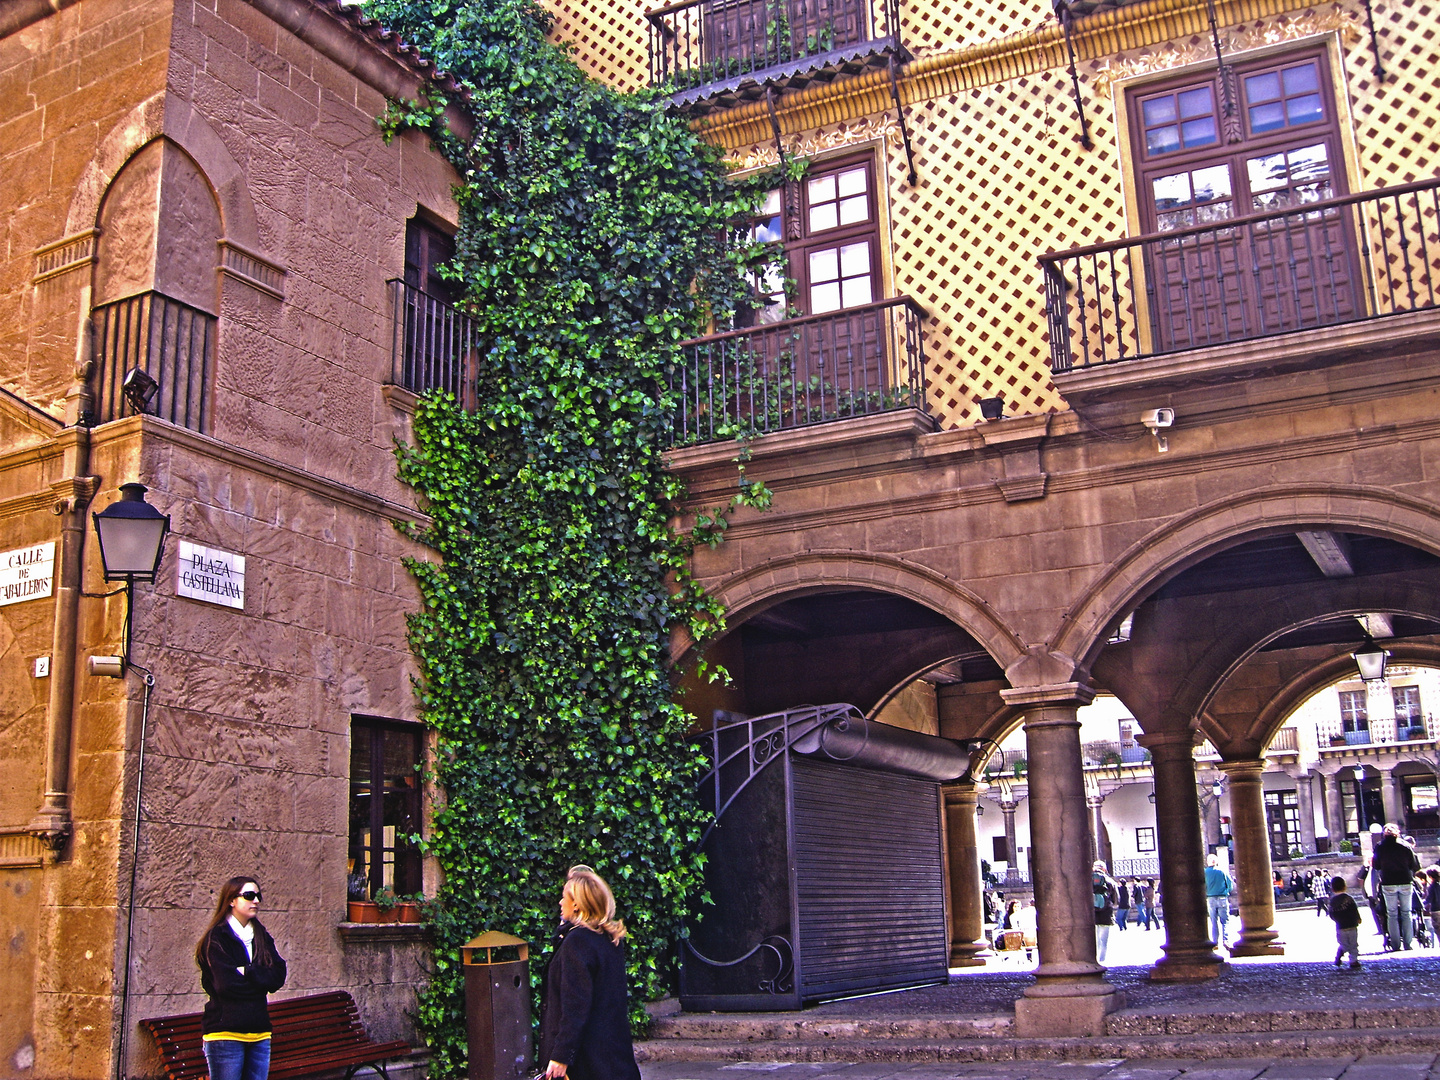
top-left (565, 865), bottom-right (626, 943)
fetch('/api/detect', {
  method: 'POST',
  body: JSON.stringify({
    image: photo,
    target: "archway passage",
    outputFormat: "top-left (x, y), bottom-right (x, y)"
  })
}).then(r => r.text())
top-left (677, 587), bottom-right (1003, 725)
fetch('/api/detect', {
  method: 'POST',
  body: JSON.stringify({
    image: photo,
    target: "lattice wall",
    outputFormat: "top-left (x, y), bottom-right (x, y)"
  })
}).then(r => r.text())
top-left (540, 0), bottom-right (651, 91)
top-left (546, 0), bottom-right (1440, 429)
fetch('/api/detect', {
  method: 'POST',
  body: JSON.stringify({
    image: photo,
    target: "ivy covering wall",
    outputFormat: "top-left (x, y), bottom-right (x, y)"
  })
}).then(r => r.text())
top-left (361, 0), bottom-right (772, 1073)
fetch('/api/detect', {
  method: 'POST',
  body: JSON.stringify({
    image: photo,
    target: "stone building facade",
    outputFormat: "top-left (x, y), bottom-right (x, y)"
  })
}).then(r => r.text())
top-left (547, 0), bottom-right (1440, 1039)
top-left (0, 1), bottom-right (467, 1077)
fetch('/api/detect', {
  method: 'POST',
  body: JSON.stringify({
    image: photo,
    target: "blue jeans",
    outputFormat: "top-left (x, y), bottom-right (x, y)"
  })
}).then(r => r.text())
top-left (204, 1038), bottom-right (271, 1080)
top-left (1381, 884), bottom-right (1415, 948)
top-left (1207, 896), bottom-right (1230, 947)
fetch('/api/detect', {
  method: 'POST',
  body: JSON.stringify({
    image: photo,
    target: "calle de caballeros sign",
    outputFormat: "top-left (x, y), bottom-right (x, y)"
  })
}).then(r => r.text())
top-left (176, 541), bottom-right (245, 609)
top-left (0, 542), bottom-right (55, 607)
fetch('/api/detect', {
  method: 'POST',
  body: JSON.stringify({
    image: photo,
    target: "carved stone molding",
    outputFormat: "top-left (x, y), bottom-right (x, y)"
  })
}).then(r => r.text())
top-left (32, 230), bottom-right (100, 284)
top-left (731, 115), bottom-right (904, 172)
top-left (218, 239), bottom-right (286, 299)
top-left (978, 412), bottom-right (1052, 502)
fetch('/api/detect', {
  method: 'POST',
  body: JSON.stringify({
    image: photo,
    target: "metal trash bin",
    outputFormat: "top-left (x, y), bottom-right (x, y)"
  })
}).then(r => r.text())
top-left (462, 931), bottom-right (532, 1080)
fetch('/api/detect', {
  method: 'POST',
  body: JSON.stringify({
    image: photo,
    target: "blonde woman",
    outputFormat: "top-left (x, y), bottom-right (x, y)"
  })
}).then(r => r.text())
top-left (539, 866), bottom-right (641, 1080)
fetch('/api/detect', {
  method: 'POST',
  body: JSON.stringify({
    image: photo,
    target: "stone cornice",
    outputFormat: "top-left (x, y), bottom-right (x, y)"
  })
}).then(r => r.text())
top-left (89, 417), bottom-right (429, 526)
top-left (695, 0), bottom-right (1319, 149)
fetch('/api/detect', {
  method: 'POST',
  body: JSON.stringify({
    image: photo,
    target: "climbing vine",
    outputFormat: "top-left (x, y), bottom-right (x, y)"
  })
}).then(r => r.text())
top-left (361, 0), bottom-right (779, 1074)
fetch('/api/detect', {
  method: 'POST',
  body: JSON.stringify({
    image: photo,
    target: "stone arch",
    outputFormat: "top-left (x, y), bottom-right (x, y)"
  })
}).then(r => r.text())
top-left (698, 549), bottom-right (1028, 672)
top-left (66, 94), bottom-right (265, 255)
top-left (1054, 484), bottom-right (1440, 670)
top-left (1239, 643), bottom-right (1440, 750)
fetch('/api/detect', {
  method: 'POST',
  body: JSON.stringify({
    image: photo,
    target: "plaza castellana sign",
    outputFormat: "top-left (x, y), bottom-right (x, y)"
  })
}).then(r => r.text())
top-left (176, 541), bottom-right (245, 609)
top-left (0, 542), bottom-right (55, 607)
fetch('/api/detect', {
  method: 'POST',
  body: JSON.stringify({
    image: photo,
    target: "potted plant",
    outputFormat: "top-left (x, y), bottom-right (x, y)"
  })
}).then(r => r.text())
top-left (1013, 758), bottom-right (1027, 778)
top-left (1338, 839), bottom-right (1354, 854)
top-left (395, 894), bottom-right (423, 923)
top-left (373, 887), bottom-right (399, 923)
top-left (347, 897), bottom-right (384, 923)
top-left (1329, 735), bottom-right (1347, 747)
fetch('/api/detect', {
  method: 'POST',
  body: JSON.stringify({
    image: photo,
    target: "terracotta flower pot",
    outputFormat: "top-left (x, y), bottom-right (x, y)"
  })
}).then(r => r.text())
top-left (347, 901), bottom-right (384, 924)
top-left (395, 902), bottom-right (422, 924)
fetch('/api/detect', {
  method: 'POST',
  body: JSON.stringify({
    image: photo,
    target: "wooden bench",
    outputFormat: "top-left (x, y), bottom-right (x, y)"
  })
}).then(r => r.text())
top-left (140, 990), bottom-right (412, 1080)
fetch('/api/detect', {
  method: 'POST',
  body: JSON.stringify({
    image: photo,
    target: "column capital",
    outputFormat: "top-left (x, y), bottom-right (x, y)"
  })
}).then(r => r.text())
top-left (1001, 682), bottom-right (1096, 708)
top-left (1135, 728), bottom-right (1200, 753)
top-left (1218, 758), bottom-right (1266, 781)
top-left (943, 785), bottom-right (980, 809)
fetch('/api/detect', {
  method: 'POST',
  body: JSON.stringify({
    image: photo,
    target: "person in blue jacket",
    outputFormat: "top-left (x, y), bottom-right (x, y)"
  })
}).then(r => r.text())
top-left (195, 875), bottom-right (288, 1080)
top-left (539, 867), bottom-right (642, 1080)
top-left (1204, 854), bottom-right (1233, 950)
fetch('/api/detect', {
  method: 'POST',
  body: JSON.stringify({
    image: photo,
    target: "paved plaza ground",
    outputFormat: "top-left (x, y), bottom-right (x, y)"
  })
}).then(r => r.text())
top-left (642, 1054), bottom-right (1440, 1078)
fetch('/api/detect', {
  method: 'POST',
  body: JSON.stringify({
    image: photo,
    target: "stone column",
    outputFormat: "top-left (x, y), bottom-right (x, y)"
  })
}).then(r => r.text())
top-left (1002, 802), bottom-right (1018, 867)
top-left (1002, 683), bottom-right (1121, 1036)
top-left (1138, 730), bottom-right (1226, 981)
top-left (1321, 770), bottom-right (1345, 846)
top-left (944, 786), bottom-right (988, 967)
top-left (1295, 772), bottom-right (1318, 854)
top-left (1382, 766), bottom-right (1405, 829)
top-left (1219, 759), bottom-right (1284, 956)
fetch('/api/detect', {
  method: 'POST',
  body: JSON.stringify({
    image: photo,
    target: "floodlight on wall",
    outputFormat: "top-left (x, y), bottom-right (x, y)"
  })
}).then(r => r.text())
top-left (979, 397), bottom-right (1005, 421)
top-left (92, 483), bottom-right (170, 666)
top-left (121, 368), bottom-right (159, 414)
top-left (962, 737), bottom-right (1003, 784)
top-left (1353, 633), bottom-right (1390, 683)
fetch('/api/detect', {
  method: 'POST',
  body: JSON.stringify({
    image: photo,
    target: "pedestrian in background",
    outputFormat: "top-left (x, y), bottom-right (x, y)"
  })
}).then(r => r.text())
top-left (1136, 879), bottom-right (1152, 930)
top-left (1426, 866), bottom-right (1440, 946)
top-left (1115, 879), bottom-right (1131, 930)
top-left (539, 866), bottom-right (642, 1080)
top-left (1205, 854), bottom-right (1233, 950)
top-left (1372, 823), bottom-right (1421, 950)
top-left (1327, 875), bottom-right (1362, 970)
top-left (195, 876), bottom-right (288, 1080)
top-left (1092, 861), bottom-right (1118, 963)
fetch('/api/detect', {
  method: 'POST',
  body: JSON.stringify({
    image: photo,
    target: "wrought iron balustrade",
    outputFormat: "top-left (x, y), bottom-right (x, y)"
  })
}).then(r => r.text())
top-left (389, 279), bottom-right (478, 405)
top-left (90, 291), bottom-right (215, 432)
top-left (647, 0), bottom-right (898, 98)
top-left (1042, 177), bottom-right (1440, 372)
top-left (669, 296), bottom-right (926, 446)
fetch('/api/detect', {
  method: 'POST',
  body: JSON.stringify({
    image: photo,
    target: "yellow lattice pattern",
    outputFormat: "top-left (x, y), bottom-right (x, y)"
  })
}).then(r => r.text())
top-left (715, 0), bottom-right (1440, 428)
top-left (903, 0), bottom-right (1055, 57)
top-left (541, 0), bottom-right (651, 91)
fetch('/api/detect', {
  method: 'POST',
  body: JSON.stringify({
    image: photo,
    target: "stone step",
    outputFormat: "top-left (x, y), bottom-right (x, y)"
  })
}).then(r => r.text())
top-left (649, 1002), bottom-right (1440, 1042)
top-left (634, 1025), bottom-right (1440, 1064)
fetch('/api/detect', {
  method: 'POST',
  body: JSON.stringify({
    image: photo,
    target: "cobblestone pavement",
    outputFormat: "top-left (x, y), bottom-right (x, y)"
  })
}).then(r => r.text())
top-left (642, 1054), bottom-right (1440, 1079)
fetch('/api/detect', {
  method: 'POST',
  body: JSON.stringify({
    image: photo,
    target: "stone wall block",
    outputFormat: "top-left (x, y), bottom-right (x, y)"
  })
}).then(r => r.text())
top-left (369, 591), bottom-right (416, 653)
top-left (172, 498), bottom-right (248, 553)
top-left (262, 564), bottom-right (330, 627)
top-left (33, 989), bottom-right (114, 1079)
top-left (146, 756), bottom-right (298, 831)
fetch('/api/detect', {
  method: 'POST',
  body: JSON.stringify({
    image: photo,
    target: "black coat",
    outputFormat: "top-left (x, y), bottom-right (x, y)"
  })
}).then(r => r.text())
top-left (538, 924), bottom-right (641, 1080)
top-left (199, 919), bottom-right (287, 1035)
top-left (1373, 837), bottom-right (1421, 886)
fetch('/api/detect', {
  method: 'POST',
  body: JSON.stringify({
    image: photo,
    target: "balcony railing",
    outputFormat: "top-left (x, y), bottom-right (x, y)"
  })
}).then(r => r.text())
top-left (1042, 177), bottom-right (1440, 372)
top-left (91, 291), bottom-right (215, 432)
top-left (668, 296), bottom-right (927, 446)
top-left (1317, 714), bottom-right (1436, 748)
top-left (389, 279), bottom-right (478, 406)
top-left (1265, 726), bottom-right (1300, 753)
top-left (647, 0), bottom-right (899, 103)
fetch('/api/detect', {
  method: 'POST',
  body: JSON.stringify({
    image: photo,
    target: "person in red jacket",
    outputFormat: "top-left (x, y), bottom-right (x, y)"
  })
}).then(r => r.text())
top-left (195, 876), bottom-right (288, 1080)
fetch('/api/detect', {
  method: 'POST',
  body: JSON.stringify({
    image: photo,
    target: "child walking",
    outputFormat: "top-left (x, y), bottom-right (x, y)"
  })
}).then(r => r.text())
top-left (1328, 875), bottom-right (1362, 970)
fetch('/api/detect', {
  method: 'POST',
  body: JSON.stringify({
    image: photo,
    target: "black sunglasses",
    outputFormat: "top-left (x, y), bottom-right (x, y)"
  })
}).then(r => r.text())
top-left (239, 890), bottom-right (262, 902)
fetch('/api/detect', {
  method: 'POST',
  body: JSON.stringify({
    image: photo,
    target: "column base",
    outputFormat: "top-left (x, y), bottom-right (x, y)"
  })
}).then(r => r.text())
top-left (1014, 987), bottom-right (1124, 1037)
top-left (1230, 939), bottom-right (1285, 957)
top-left (950, 938), bottom-right (992, 967)
top-left (1148, 949), bottom-right (1227, 982)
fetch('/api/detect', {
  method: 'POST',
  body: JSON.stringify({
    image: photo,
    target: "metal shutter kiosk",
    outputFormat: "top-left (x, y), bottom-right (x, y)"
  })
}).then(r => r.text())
top-left (680, 706), bottom-right (967, 1011)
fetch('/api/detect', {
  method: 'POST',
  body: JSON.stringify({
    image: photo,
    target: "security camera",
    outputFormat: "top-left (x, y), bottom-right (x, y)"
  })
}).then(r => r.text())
top-left (1140, 408), bottom-right (1175, 430)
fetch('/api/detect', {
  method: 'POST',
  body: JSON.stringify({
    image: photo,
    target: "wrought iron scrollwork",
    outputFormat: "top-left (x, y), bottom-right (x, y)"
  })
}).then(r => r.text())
top-left (683, 935), bottom-right (794, 994)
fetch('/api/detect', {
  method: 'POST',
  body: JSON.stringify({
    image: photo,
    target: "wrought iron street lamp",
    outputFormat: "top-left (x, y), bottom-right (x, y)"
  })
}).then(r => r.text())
top-left (92, 483), bottom-right (169, 665)
top-left (1353, 763), bottom-right (1367, 833)
top-left (1353, 633), bottom-right (1390, 683)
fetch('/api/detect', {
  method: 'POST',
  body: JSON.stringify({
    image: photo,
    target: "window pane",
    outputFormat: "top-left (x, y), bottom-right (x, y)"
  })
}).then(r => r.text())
top-left (1249, 101), bottom-right (1286, 133)
top-left (837, 166), bottom-right (867, 196)
top-left (1244, 71), bottom-right (1281, 104)
top-left (1288, 142), bottom-right (1330, 183)
top-left (839, 242), bottom-right (870, 276)
top-left (811, 281), bottom-right (841, 313)
top-left (1178, 86), bottom-right (1214, 118)
top-left (1180, 117), bottom-right (1217, 148)
top-left (841, 276), bottom-right (873, 307)
top-left (1247, 151), bottom-right (1289, 193)
top-left (838, 194), bottom-right (867, 225)
top-left (1146, 125), bottom-right (1181, 156)
top-left (809, 203), bottom-right (838, 232)
top-left (1282, 63), bottom-right (1319, 95)
top-left (1191, 164), bottom-right (1233, 203)
top-left (1152, 172), bottom-right (1193, 211)
top-left (759, 188), bottom-right (783, 215)
top-left (1287, 93), bottom-right (1324, 126)
top-left (1142, 96), bottom-right (1177, 125)
top-left (807, 174), bottom-right (836, 203)
top-left (809, 247), bottom-right (839, 282)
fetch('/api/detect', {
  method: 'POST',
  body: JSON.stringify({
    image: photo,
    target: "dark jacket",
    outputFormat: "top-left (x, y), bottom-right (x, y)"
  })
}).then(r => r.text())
top-left (538, 924), bottom-right (641, 1080)
top-left (199, 919), bottom-right (287, 1035)
top-left (1092, 873), bottom-right (1117, 926)
top-left (1328, 892), bottom-right (1362, 930)
top-left (1372, 836), bottom-right (1421, 886)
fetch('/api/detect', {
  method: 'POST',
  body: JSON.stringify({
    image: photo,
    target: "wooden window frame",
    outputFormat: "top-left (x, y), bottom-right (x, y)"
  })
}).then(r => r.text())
top-left (349, 715), bottom-right (424, 900)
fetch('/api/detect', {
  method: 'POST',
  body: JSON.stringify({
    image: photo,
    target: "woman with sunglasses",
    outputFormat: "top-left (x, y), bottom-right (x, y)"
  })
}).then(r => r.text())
top-left (538, 866), bottom-right (641, 1080)
top-left (195, 876), bottom-right (288, 1080)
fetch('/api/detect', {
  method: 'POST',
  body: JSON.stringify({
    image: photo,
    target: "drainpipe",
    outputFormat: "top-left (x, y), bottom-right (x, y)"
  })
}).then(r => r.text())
top-left (28, 299), bottom-right (100, 852)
